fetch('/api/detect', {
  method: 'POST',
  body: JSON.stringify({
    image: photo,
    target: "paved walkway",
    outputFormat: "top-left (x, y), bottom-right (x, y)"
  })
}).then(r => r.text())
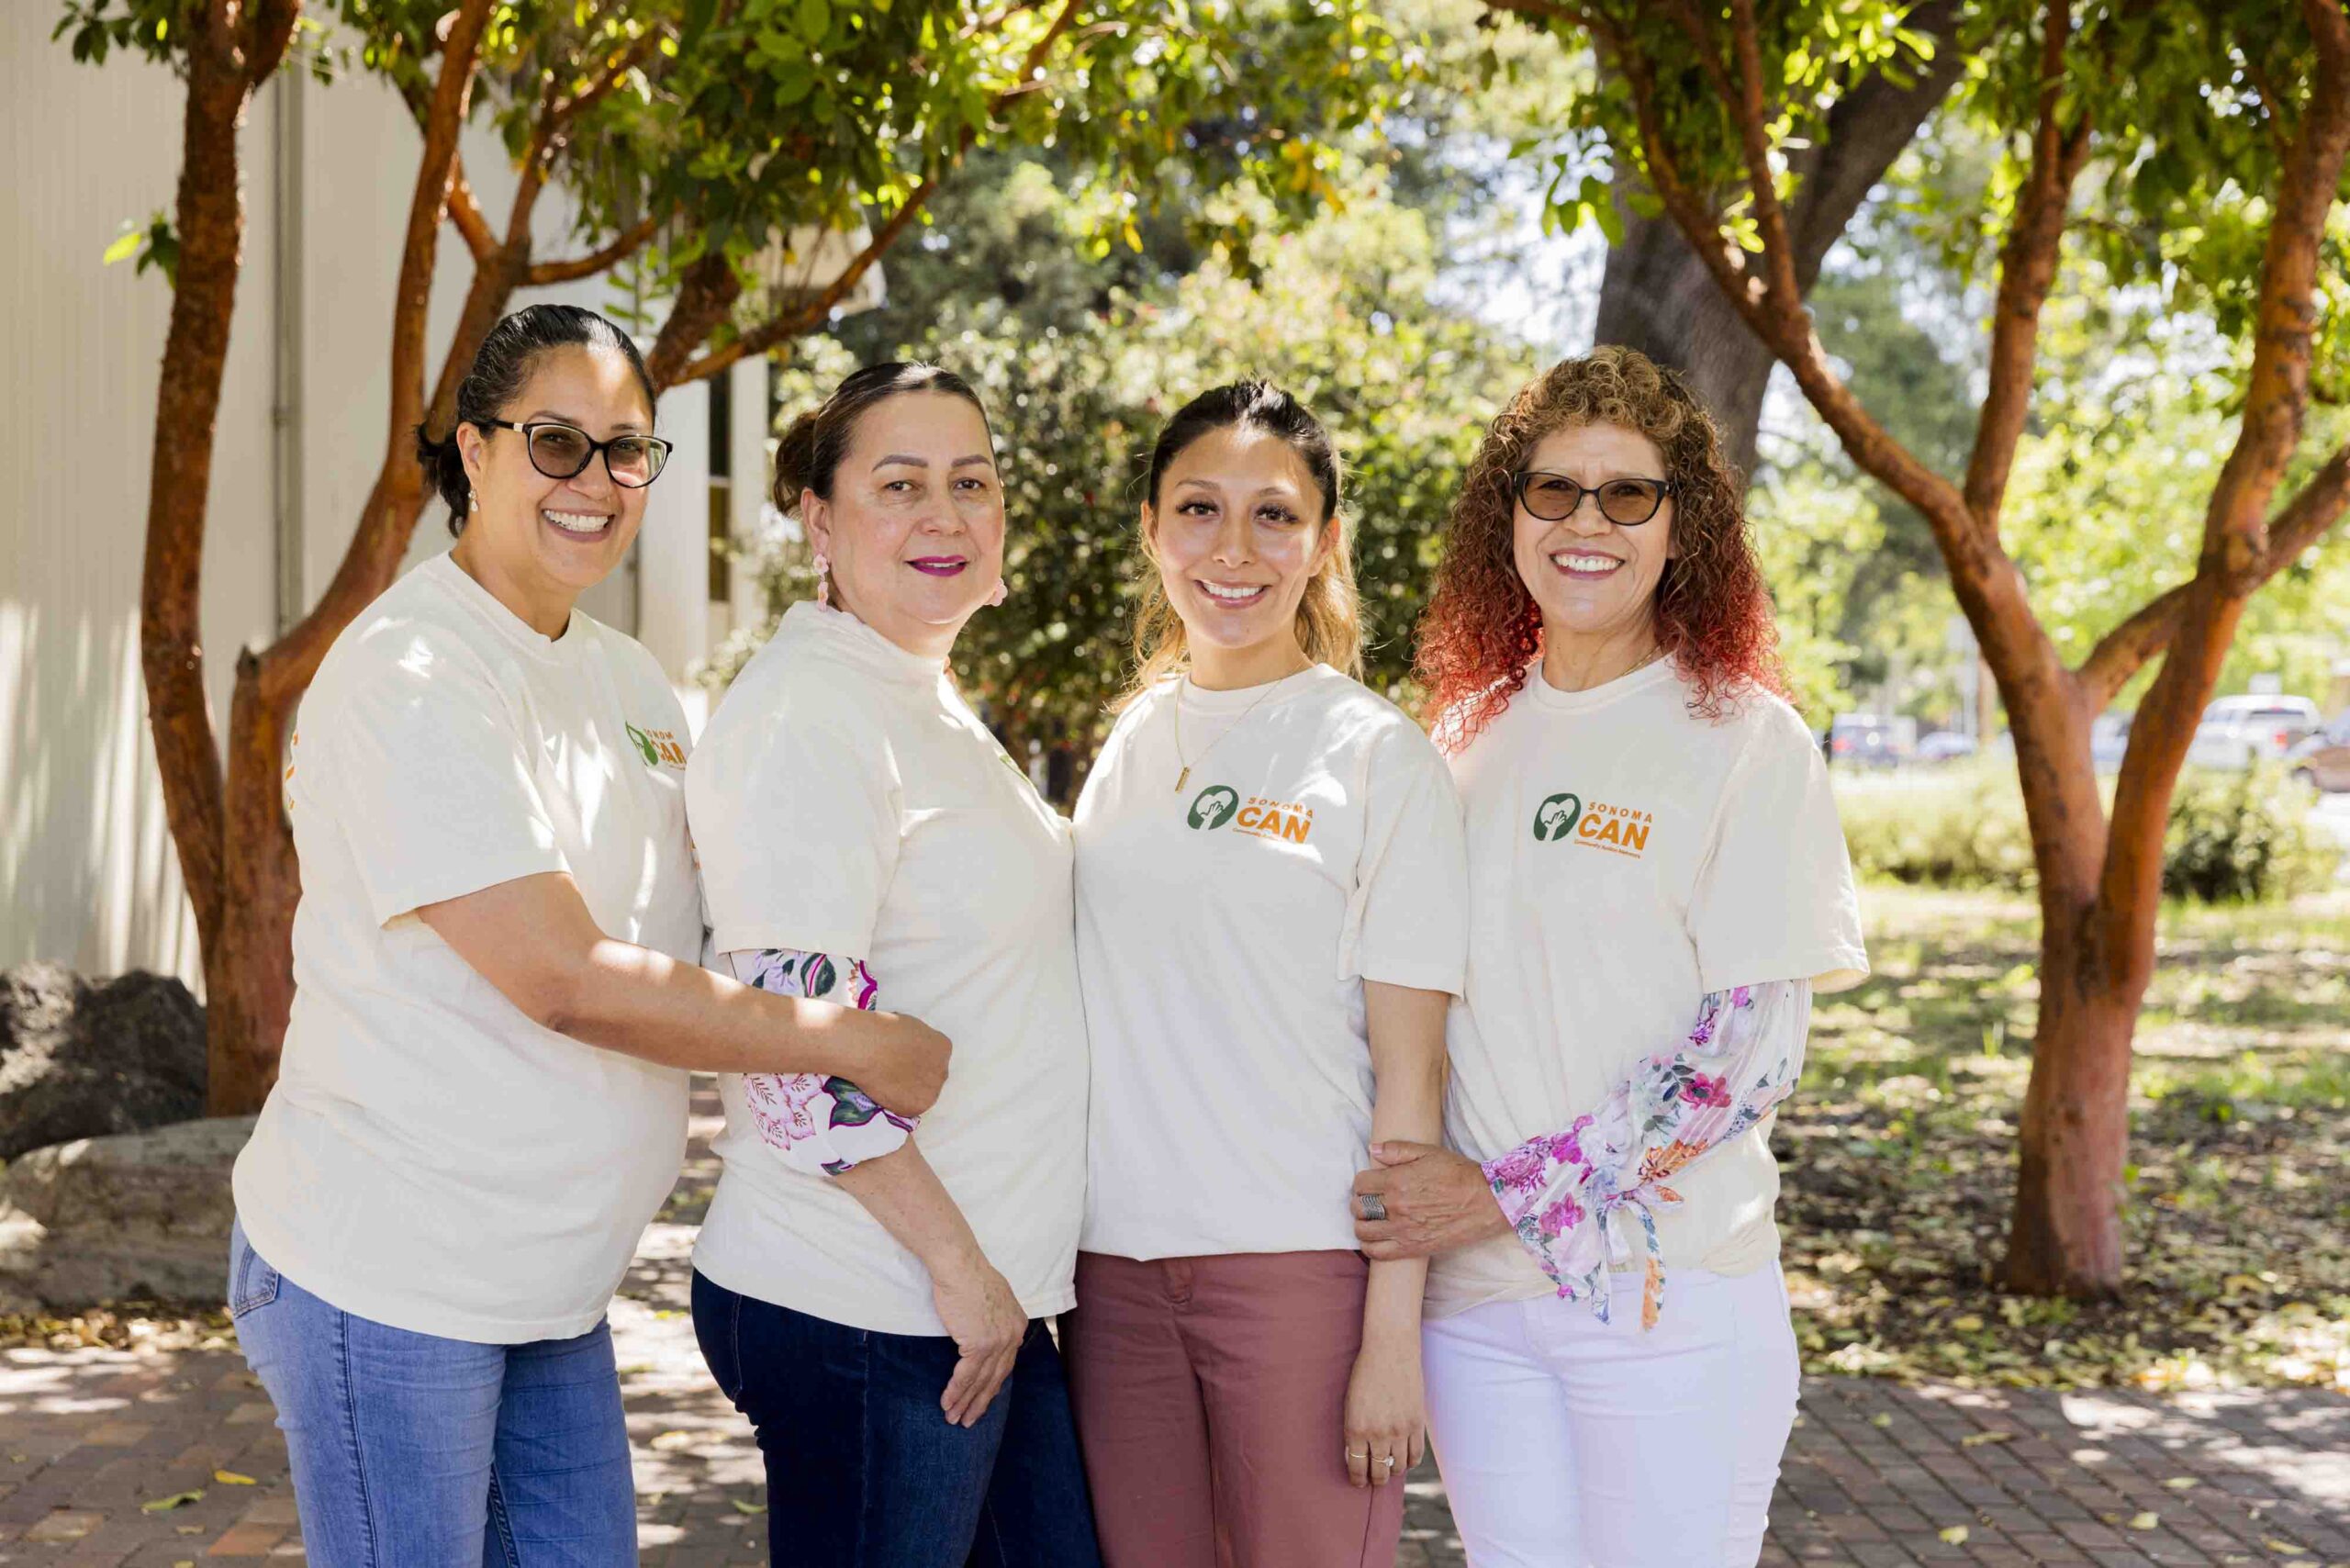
top-left (4, 1114), bottom-right (2344, 1566)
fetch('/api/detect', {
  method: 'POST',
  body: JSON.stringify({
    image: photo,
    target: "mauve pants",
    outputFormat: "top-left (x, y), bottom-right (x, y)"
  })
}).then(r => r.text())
top-left (1061, 1249), bottom-right (1404, 1568)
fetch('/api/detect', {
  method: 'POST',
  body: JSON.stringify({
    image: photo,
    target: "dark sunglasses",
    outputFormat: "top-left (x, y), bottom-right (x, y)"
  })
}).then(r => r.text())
top-left (1512, 470), bottom-right (1674, 526)
top-left (481, 420), bottom-right (672, 487)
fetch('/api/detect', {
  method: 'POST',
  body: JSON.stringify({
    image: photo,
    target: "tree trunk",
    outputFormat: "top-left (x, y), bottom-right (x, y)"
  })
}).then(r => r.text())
top-left (140, 31), bottom-right (261, 971)
top-left (2006, 895), bottom-right (2144, 1296)
top-left (206, 649), bottom-right (304, 1113)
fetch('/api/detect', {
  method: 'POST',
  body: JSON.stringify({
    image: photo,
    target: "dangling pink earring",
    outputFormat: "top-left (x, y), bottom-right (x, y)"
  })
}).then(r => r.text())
top-left (988, 578), bottom-right (1008, 608)
top-left (813, 553), bottom-right (832, 608)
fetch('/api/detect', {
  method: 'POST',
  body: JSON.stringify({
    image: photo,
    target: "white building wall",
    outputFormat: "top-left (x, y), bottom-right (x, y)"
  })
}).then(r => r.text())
top-left (0, 18), bottom-right (744, 987)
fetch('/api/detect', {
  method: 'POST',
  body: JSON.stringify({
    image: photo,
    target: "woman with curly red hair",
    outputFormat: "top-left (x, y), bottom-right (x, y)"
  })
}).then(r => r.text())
top-left (1348, 347), bottom-right (1868, 1566)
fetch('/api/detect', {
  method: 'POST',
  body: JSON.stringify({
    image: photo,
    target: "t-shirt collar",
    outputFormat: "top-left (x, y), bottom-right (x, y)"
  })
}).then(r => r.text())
top-left (1174, 662), bottom-right (1335, 715)
top-left (424, 552), bottom-right (583, 662)
top-left (1520, 653), bottom-right (1679, 714)
top-left (778, 599), bottom-right (950, 687)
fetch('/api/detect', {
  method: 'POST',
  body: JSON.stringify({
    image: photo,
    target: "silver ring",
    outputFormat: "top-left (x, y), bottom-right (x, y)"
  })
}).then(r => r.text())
top-left (1360, 1193), bottom-right (1387, 1222)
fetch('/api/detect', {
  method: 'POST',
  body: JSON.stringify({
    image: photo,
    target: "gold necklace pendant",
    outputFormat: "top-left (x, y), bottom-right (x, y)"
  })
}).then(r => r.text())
top-left (1174, 764), bottom-right (1191, 792)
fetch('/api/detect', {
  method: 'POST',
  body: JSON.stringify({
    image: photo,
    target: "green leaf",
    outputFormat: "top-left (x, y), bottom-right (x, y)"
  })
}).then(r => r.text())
top-left (795, 0), bottom-right (830, 43)
top-left (101, 227), bottom-right (141, 266)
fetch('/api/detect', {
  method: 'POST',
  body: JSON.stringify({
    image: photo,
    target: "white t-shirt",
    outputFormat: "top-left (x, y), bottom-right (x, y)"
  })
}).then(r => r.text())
top-left (686, 601), bottom-right (1089, 1337)
top-left (231, 553), bottom-right (701, 1344)
top-left (1074, 665), bottom-right (1470, 1260)
top-left (1426, 659), bottom-right (1867, 1318)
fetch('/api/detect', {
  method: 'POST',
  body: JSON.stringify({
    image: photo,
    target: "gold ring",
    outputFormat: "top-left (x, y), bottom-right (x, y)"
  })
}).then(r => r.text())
top-left (1346, 1448), bottom-right (1369, 1460)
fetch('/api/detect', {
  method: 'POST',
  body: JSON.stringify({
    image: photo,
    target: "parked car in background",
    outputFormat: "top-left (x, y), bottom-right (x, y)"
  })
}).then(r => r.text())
top-left (2286, 711), bottom-right (2350, 792)
top-left (1915, 730), bottom-right (1978, 764)
top-left (1829, 713), bottom-right (1917, 768)
top-left (2185, 695), bottom-right (2321, 771)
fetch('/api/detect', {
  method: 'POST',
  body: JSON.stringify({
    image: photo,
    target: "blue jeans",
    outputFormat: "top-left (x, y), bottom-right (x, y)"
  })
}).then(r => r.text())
top-left (690, 1270), bottom-right (1102, 1568)
top-left (229, 1220), bottom-right (636, 1566)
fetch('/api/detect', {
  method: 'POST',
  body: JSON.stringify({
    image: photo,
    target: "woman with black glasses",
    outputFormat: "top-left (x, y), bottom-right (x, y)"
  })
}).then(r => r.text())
top-left (1353, 348), bottom-right (1867, 1567)
top-left (228, 304), bottom-right (950, 1557)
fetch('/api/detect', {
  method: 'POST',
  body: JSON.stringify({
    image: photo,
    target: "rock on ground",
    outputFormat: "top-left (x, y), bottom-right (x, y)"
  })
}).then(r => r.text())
top-left (1, 961), bottom-right (206, 1161)
top-left (0, 1114), bottom-right (253, 1311)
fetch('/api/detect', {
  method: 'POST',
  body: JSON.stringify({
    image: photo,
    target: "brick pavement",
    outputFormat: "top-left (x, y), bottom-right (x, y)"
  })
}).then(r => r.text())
top-left (4, 1111), bottom-right (2343, 1565)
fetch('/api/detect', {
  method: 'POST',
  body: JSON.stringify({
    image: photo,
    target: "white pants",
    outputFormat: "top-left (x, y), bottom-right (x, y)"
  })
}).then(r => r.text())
top-left (1422, 1264), bottom-right (1799, 1568)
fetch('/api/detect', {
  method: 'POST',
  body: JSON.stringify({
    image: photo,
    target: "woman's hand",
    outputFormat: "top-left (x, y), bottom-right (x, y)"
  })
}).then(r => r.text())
top-left (856, 1013), bottom-right (952, 1118)
top-left (1342, 1326), bottom-right (1426, 1488)
top-left (1353, 1140), bottom-right (1512, 1261)
top-left (930, 1249), bottom-right (1024, 1428)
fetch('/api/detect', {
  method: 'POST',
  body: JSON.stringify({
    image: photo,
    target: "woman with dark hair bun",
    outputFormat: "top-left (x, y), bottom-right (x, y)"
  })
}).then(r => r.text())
top-left (1062, 382), bottom-right (1467, 1568)
top-left (229, 306), bottom-right (949, 1554)
top-left (684, 363), bottom-right (1099, 1566)
top-left (1351, 347), bottom-right (1869, 1567)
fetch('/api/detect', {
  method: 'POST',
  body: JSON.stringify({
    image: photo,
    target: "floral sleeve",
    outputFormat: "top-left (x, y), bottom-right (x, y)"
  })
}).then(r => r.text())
top-left (722, 948), bottom-right (916, 1177)
top-left (1482, 979), bottom-right (1811, 1329)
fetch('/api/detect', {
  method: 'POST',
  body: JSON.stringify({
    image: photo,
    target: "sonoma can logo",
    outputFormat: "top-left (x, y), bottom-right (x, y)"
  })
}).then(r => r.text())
top-left (1534, 790), bottom-right (1653, 857)
top-left (1188, 785), bottom-right (1240, 830)
top-left (626, 722), bottom-right (688, 769)
top-left (1532, 791), bottom-right (1582, 842)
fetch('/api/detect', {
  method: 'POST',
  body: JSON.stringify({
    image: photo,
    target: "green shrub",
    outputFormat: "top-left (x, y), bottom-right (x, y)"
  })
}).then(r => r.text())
top-left (1837, 762), bottom-right (2036, 892)
top-left (2162, 767), bottom-right (2337, 903)
top-left (1837, 760), bottom-right (2336, 902)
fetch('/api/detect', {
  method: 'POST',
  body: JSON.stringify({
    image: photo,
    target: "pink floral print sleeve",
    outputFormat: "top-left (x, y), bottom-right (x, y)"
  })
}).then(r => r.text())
top-left (1483, 979), bottom-right (1811, 1330)
top-left (721, 947), bottom-right (916, 1176)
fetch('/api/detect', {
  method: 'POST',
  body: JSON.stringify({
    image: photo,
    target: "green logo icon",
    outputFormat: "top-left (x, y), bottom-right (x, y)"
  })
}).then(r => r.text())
top-left (1188, 784), bottom-right (1240, 830)
top-left (625, 722), bottom-right (659, 767)
top-left (1533, 791), bottom-right (1583, 843)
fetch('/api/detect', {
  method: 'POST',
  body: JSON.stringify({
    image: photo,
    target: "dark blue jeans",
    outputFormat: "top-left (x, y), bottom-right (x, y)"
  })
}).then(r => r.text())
top-left (691, 1270), bottom-right (1102, 1568)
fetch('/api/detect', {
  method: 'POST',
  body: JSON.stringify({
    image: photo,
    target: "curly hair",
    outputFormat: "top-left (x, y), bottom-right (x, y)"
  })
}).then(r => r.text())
top-left (1414, 346), bottom-right (1785, 752)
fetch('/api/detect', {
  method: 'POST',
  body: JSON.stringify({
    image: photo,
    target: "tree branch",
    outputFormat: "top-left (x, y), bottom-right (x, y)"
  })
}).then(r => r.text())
top-left (668, 188), bottom-right (935, 386)
top-left (555, 27), bottom-right (667, 126)
top-left (259, 0), bottom-right (495, 704)
top-left (656, 0), bottom-right (1084, 388)
top-left (1962, 1), bottom-right (2092, 531)
top-left (1722, 0), bottom-right (1804, 311)
top-left (447, 157), bottom-right (498, 263)
top-left (524, 213), bottom-right (659, 285)
top-left (2098, 0), bottom-right (2350, 928)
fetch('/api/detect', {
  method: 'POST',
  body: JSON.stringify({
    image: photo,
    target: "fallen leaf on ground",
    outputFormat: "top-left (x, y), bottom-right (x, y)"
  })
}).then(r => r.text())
top-left (2163, 1476), bottom-right (2200, 1490)
top-left (732, 1499), bottom-right (767, 1515)
top-left (1870, 1412), bottom-right (1894, 1428)
top-left (1939, 1526), bottom-right (1969, 1545)
top-left (650, 1430), bottom-right (695, 1451)
top-left (1960, 1430), bottom-right (2015, 1447)
top-left (2129, 1512), bottom-right (2160, 1530)
top-left (140, 1491), bottom-right (203, 1512)
top-left (214, 1469), bottom-right (256, 1484)
top-left (2266, 1542), bottom-right (2308, 1557)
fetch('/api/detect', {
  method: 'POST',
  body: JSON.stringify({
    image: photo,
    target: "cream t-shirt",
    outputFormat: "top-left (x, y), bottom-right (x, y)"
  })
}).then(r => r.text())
top-left (1074, 665), bottom-right (1470, 1261)
top-left (1427, 659), bottom-right (1867, 1319)
top-left (232, 553), bottom-right (701, 1344)
top-left (686, 601), bottom-right (1088, 1337)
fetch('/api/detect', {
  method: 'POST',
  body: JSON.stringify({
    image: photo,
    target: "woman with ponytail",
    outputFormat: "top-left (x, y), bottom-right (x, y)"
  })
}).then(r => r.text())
top-left (229, 306), bottom-right (949, 1557)
top-left (1061, 383), bottom-right (1468, 1568)
top-left (683, 363), bottom-right (1098, 1567)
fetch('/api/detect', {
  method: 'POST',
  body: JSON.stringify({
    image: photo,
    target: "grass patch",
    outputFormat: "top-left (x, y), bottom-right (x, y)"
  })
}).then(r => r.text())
top-left (1781, 881), bottom-right (2350, 1393)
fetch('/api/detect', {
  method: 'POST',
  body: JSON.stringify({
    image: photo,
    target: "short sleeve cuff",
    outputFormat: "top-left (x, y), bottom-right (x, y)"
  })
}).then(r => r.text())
top-left (362, 846), bottom-right (570, 928)
top-left (1354, 955), bottom-right (1467, 997)
top-left (1697, 945), bottom-right (1870, 997)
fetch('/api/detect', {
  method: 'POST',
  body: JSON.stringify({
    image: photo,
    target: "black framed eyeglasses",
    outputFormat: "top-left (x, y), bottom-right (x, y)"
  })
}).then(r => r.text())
top-left (481, 420), bottom-right (673, 487)
top-left (1512, 470), bottom-right (1674, 526)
